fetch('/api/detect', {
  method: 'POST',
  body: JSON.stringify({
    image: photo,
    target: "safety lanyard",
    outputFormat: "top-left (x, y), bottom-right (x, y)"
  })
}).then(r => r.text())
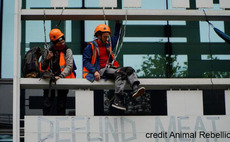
top-left (102, 8), bottom-right (128, 67)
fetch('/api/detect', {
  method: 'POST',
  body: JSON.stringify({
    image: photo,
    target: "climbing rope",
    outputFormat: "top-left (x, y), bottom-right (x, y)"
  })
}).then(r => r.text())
top-left (111, 9), bottom-right (128, 65)
top-left (43, 9), bottom-right (49, 49)
top-left (55, 8), bottom-right (65, 28)
top-left (101, 8), bottom-right (128, 67)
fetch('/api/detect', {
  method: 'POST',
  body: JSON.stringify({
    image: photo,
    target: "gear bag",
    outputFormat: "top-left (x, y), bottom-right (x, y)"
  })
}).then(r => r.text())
top-left (22, 47), bottom-right (43, 78)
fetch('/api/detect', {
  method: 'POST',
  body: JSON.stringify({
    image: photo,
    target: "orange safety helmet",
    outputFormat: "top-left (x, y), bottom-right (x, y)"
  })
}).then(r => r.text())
top-left (94, 24), bottom-right (111, 36)
top-left (49, 29), bottom-right (64, 42)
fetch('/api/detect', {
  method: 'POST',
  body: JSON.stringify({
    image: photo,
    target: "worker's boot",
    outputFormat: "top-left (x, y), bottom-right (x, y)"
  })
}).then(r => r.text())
top-left (132, 84), bottom-right (145, 99)
top-left (111, 94), bottom-right (126, 111)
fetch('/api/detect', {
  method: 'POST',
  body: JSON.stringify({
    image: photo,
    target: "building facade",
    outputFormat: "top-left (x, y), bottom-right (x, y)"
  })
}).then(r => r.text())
top-left (1, 0), bottom-right (230, 141)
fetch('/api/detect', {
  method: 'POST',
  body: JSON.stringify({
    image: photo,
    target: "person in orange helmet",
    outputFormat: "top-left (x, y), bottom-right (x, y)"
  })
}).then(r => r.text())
top-left (40, 28), bottom-right (76, 115)
top-left (83, 22), bottom-right (145, 111)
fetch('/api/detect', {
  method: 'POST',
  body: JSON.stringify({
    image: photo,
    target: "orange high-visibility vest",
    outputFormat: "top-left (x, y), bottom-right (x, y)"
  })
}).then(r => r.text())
top-left (59, 52), bottom-right (75, 78)
top-left (83, 42), bottom-right (97, 78)
top-left (82, 42), bottom-right (119, 78)
top-left (40, 52), bottom-right (75, 78)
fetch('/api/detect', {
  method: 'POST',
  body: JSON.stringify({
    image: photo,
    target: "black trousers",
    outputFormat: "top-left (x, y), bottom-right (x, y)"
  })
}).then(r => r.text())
top-left (42, 89), bottom-right (69, 115)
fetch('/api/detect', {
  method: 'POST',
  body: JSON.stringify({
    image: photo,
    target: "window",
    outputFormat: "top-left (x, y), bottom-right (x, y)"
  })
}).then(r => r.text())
top-left (203, 90), bottom-right (226, 115)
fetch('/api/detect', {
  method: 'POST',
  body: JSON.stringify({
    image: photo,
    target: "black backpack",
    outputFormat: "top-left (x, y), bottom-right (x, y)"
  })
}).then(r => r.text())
top-left (22, 46), bottom-right (76, 79)
top-left (22, 47), bottom-right (44, 78)
top-left (22, 47), bottom-right (56, 99)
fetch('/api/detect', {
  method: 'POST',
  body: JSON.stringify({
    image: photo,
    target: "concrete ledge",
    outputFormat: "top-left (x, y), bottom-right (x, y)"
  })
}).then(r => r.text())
top-left (20, 78), bottom-right (230, 90)
top-left (21, 9), bottom-right (230, 21)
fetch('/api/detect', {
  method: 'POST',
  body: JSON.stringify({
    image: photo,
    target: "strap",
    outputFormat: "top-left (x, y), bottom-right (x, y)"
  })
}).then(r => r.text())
top-left (49, 76), bottom-right (57, 114)
top-left (93, 40), bottom-right (113, 68)
top-left (48, 77), bottom-right (52, 98)
top-left (48, 75), bottom-right (57, 98)
top-left (89, 41), bottom-right (98, 65)
top-left (92, 40), bottom-right (100, 56)
top-left (53, 77), bottom-right (57, 97)
top-left (104, 94), bottom-right (115, 107)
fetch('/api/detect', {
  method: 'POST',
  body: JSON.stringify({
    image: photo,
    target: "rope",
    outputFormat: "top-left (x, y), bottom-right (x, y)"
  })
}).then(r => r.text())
top-left (112, 9), bottom-right (128, 64)
top-left (203, 9), bottom-right (214, 86)
top-left (43, 9), bottom-right (53, 71)
top-left (102, 6), bottom-right (116, 68)
top-left (43, 9), bottom-right (48, 49)
top-left (101, 8), bottom-right (128, 68)
top-left (103, 7), bottom-right (107, 25)
top-left (113, 24), bottom-right (123, 60)
top-left (203, 9), bottom-right (214, 28)
top-left (55, 8), bottom-right (65, 28)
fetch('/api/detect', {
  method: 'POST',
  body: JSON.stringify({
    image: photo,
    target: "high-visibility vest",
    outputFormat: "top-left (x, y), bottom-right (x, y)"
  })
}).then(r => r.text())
top-left (40, 52), bottom-right (76, 78)
top-left (59, 52), bottom-right (76, 78)
top-left (83, 41), bottom-right (119, 78)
